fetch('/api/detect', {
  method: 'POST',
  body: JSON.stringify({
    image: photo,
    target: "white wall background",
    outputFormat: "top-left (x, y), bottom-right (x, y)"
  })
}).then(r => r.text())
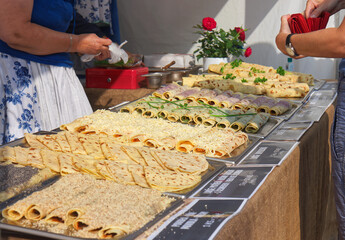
top-left (117, 0), bottom-right (340, 80)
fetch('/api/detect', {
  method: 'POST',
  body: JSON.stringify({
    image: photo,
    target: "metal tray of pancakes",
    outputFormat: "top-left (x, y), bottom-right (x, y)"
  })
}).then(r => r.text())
top-left (0, 173), bottom-right (185, 240)
top-left (108, 99), bottom-right (284, 138)
top-left (0, 132), bottom-right (226, 198)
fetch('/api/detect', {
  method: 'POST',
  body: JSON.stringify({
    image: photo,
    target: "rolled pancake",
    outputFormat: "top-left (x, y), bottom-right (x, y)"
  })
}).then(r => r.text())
top-left (245, 113), bottom-right (270, 133)
top-left (269, 100), bottom-right (293, 116)
top-left (98, 225), bottom-right (129, 239)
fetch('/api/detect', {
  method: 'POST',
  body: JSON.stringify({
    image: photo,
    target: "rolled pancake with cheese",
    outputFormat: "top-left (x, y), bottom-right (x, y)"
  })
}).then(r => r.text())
top-left (2, 201), bottom-right (34, 221)
top-left (25, 203), bottom-right (57, 220)
top-left (65, 207), bottom-right (85, 226)
top-left (98, 225), bottom-right (129, 239)
top-left (45, 206), bottom-right (69, 224)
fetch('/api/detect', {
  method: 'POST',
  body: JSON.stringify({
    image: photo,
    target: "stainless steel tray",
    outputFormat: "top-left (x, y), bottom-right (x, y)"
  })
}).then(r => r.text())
top-left (109, 99), bottom-right (283, 137)
top-left (0, 177), bottom-right (184, 240)
top-left (313, 79), bottom-right (326, 90)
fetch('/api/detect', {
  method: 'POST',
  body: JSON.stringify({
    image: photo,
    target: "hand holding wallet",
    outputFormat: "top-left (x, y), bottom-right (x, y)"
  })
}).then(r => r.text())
top-left (288, 12), bottom-right (330, 33)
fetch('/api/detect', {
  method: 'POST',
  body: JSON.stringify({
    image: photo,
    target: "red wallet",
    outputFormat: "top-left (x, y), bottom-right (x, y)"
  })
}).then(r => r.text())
top-left (288, 12), bottom-right (330, 33)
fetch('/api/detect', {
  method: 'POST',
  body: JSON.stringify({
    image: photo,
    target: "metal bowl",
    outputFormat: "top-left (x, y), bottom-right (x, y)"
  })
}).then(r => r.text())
top-left (142, 72), bottom-right (170, 89)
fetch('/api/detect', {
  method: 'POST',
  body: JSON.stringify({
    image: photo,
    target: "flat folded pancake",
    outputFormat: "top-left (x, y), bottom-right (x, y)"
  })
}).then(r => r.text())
top-left (3, 146), bottom-right (17, 163)
top-left (101, 141), bottom-right (137, 164)
top-left (40, 149), bottom-right (61, 173)
top-left (144, 166), bottom-right (201, 192)
top-left (95, 160), bottom-right (114, 180)
top-left (137, 148), bottom-right (163, 169)
top-left (78, 133), bottom-right (105, 159)
top-left (51, 132), bottom-right (72, 153)
top-left (24, 133), bottom-right (47, 149)
top-left (105, 161), bottom-right (136, 185)
top-left (64, 132), bottom-right (87, 155)
top-left (72, 155), bottom-right (102, 179)
top-left (35, 135), bottom-right (62, 152)
top-left (120, 146), bottom-right (146, 166)
top-left (57, 153), bottom-right (77, 175)
top-left (27, 148), bottom-right (45, 169)
top-left (127, 164), bottom-right (150, 188)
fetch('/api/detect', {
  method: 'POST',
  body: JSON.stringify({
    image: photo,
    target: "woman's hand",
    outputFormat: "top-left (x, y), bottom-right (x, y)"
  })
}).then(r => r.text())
top-left (73, 33), bottom-right (112, 56)
top-left (305, 0), bottom-right (343, 18)
top-left (275, 15), bottom-right (305, 59)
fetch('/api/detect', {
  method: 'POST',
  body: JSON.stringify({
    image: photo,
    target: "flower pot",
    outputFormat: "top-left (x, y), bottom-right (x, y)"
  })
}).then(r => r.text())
top-left (203, 57), bottom-right (230, 72)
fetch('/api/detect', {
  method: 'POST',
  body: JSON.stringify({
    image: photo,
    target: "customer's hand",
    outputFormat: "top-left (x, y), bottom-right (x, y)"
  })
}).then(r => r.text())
top-left (275, 15), bottom-right (305, 59)
top-left (305, 0), bottom-right (344, 18)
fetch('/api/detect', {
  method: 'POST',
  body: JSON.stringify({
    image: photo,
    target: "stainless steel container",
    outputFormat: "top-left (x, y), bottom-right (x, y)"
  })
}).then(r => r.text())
top-left (142, 72), bottom-right (170, 89)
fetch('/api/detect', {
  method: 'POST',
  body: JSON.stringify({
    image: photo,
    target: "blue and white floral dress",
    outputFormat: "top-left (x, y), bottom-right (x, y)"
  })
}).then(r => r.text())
top-left (0, 0), bottom-right (93, 145)
top-left (75, 0), bottom-right (112, 24)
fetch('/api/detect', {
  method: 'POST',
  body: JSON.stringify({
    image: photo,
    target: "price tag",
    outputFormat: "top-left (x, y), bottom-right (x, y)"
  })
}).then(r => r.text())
top-left (320, 81), bottom-right (337, 91)
top-left (191, 167), bottom-right (273, 199)
top-left (289, 105), bottom-right (325, 122)
top-left (238, 140), bottom-right (298, 166)
top-left (267, 122), bottom-right (313, 141)
top-left (147, 199), bottom-right (246, 240)
top-left (306, 90), bottom-right (336, 107)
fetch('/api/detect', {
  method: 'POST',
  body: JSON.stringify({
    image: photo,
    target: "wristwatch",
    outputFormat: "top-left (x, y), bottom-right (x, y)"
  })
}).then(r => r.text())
top-left (285, 33), bottom-right (299, 57)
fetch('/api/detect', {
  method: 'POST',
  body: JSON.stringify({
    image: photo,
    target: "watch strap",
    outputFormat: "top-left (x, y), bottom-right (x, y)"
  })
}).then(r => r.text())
top-left (285, 33), bottom-right (299, 57)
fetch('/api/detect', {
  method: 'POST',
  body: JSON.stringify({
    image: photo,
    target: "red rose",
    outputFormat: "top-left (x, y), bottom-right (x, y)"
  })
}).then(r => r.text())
top-left (244, 47), bottom-right (252, 57)
top-left (235, 27), bottom-right (245, 41)
top-left (202, 17), bottom-right (217, 31)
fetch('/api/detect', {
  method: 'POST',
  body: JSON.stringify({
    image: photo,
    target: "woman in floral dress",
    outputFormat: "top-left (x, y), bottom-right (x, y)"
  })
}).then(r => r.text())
top-left (0, 0), bottom-right (112, 145)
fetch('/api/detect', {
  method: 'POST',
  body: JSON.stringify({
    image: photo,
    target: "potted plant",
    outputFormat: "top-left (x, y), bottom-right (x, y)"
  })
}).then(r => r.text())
top-left (193, 17), bottom-right (252, 71)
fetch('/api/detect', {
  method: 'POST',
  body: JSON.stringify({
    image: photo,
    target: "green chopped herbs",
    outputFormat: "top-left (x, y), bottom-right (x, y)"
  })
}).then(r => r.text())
top-left (276, 66), bottom-right (285, 76)
top-left (250, 67), bottom-right (266, 73)
top-left (241, 78), bottom-right (248, 83)
top-left (220, 66), bottom-right (224, 73)
top-left (254, 77), bottom-right (268, 84)
top-left (222, 73), bottom-right (236, 80)
top-left (231, 59), bottom-right (243, 68)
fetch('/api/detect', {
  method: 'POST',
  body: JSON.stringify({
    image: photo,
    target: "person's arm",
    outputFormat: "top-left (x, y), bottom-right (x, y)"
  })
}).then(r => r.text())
top-left (0, 0), bottom-right (111, 56)
top-left (276, 13), bottom-right (345, 58)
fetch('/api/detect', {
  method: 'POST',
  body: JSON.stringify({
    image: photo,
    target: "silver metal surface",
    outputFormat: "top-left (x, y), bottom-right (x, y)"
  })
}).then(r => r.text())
top-left (313, 79), bottom-right (326, 90)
